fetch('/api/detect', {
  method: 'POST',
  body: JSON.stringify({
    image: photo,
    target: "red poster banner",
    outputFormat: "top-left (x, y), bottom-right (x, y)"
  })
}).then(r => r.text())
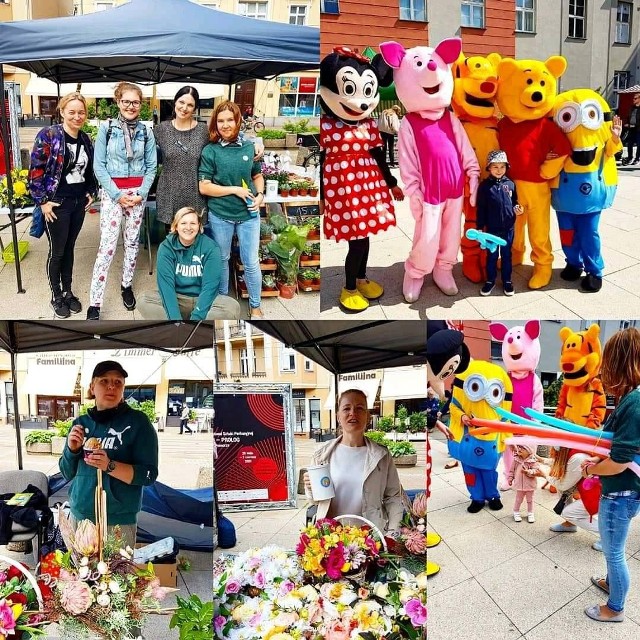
top-left (298, 77), bottom-right (318, 94)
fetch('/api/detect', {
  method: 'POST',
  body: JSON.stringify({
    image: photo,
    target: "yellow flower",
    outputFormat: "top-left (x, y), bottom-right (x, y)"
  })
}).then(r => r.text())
top-left (19, 169), bottom-right (28, 178)
top-left (13, 181), bottom-right (26, 196)
top-left (263, 628), bottom-right (290, 640)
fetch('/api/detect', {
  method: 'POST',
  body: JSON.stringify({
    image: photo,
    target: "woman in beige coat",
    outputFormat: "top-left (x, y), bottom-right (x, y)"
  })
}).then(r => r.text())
top-left (304, 389), bottom-right (404, 533)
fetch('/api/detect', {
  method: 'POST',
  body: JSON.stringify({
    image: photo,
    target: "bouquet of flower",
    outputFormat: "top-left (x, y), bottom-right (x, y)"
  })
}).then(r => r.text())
top-left (0, 169), bottom-right (33, 208)
top-left (296, 518), bottom-right (381, 582)
top-left (213, 546), bottom-right (427, 640)
top-left (0, 558), bottom-right (48, 640)
top-left (39, 520), bottom-right (174, 640)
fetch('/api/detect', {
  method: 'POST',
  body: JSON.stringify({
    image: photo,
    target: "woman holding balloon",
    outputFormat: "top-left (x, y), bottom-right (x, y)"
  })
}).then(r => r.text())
top-left (579, 327), bottom-right (640, 623)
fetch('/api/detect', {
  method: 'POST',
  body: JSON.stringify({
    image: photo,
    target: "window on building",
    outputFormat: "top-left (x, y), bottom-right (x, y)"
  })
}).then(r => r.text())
top-left (304, 358), bottom-right (313, 371)
top-left (239, 1), bottom-right (268, 19)
top-left (289, 4), bottom-right (307, 24)
top-left (461, 0), bottom-right (484, 28)
top-left (95, 1), bottom-right (114, 11)
top-left (490, 340), bottom-right (502, 360)
top-left (613, 70), bottom-right (630, 108)
top-left (293, 398), bottom-right (306, 432)
top-left (280, 347), bottom-right (297, 372)
top-left (516, 0), bottom-right (535, 33)
top-left (616, 1), bottom-right (632, 44)
top-left (399, 0), bottom-right (427, 21)
top-left (125, 386), bottom-right (156, 404)
top-left (568, 0), bottom-right (586, 38)
top-left (279, 76), bottom-right (320, 117)
top-left (321, 0), bottom-right (340, 13)
top-left (240, 348), bottom-right (257, 376)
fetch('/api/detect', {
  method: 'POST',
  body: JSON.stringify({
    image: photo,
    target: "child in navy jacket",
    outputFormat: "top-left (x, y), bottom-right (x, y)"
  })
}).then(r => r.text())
top-left (476, 150), bottom-right (523, 296)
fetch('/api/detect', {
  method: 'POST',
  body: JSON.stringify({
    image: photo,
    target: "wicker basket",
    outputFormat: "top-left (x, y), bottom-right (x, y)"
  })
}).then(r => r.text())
top-left (0, 554), bottom-right (44, 609)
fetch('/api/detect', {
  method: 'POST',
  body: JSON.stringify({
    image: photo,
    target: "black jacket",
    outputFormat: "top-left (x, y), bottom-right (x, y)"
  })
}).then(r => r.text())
top-left (476, 175), bottom-right (519, 234)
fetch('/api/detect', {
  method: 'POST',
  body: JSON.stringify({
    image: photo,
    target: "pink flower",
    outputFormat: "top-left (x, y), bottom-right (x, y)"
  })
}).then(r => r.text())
top-left (225, 578), bottom-right (241, 594)
top-left (279, 580), bottom-right (295, 595)
top-left (0, 600), bottom-right (18, 635)
top-left (405, 598), bottom-right (427, 627)
top-left (213, 615), bottom-right (226, 633)
top-left (411, 493), bottom-right (427, 518)
top-left (60, 579), bottom-right (93, 615)
top-left (253, 570), bottom-right (266, 589)
top-left (325, 619), bottom-right (351, 640)
top-left (325, 543), bottom-right (346, 580)
top-left (74, 519), bottom-right (99, 557)
top-left (296, 533), bottom-right (311, 555)
top-left (364, 536), bottom-right (380, 557)
top-left (0, 571), bottom-right (6, 584)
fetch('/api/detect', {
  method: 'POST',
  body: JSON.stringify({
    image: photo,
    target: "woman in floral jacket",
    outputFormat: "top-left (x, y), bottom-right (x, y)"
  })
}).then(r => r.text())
top-left (28, 92), bottom-right (97, 318)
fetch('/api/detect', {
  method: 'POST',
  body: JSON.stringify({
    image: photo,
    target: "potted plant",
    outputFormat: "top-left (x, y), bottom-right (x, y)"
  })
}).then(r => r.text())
top-left (310, 267), bottom-right (321, 285)
top-left (297, 179), bottom-right (309, 197)
top-left (288, 181), bottom-right (299, 198)
top-left (298, 267), bottom-right (317, 288)
top-left (306, 216), bottom-right (321, 240)
top-left (387, 440), bottom-right (418, 467)
top-left (259, 220), bottom-right (274, 242)
top-left (24, 429), bottom-right (54, 454)
top-left (309, 182), bottom-right (319, 198)
top-left (300, 247), bottom-right (313, 265)
top-left (279, 182), bottom-right (290, 198)
top-left (0, 168), bottom-right (33, 210)
top-left (51, 418), bottom-right (73, 454)
top-left (259, 245), bottom-right (276, 266)
top-left (267, 213), bottom-right (311, 298)
top-left (310, 242), bottom-right (321, 261)
top-left (262, 273), bottom-right (277, 291)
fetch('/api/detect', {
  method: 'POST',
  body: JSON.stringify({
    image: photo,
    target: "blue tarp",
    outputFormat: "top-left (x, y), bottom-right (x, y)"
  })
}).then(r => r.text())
top-left (0, 0), bottom-right (319, 84)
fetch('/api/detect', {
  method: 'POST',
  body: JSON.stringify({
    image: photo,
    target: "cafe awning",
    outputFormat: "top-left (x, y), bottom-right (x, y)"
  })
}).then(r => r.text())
top-left (380, 366), bottom-right (427, 401)
top-left (324, 375), bottom-right (381, 410)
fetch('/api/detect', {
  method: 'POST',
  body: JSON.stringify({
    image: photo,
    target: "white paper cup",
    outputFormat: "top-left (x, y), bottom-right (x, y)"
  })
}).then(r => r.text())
top-left (307, 463), bottom-right (335, 501)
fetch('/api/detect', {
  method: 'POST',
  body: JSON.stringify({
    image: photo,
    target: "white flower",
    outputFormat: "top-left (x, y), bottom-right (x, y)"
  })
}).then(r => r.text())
top-left (373, 582), bottom-right (390, 598)
top-left (108, 579), bottom-right (120, 593)
top-left (80, 556), bottom-right (89, 566)
top-left (97, 592), bottom-right (111, 606)
top-left (99, 581), bottom-right (109, 591)
top-left (78, 566), bottom-right (90, 579)
top-left (119, 548), bottom-right (132, 560)
top-left (97, 561), bottom-right (108, 575)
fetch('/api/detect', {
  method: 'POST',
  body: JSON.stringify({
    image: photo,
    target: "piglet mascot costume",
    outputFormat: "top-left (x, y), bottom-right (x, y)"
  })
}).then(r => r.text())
top-left (489, 321), bottom-right (544, 491)
top-left (380, 38), bottom-right (480, 302)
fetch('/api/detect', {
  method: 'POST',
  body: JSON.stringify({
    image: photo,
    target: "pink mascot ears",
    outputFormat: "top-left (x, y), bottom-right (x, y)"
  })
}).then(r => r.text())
top-left (380, 41), bottom-right (406, 68)
top-left (524, 319), bottom-right (541, 340)
top-left (434, 38), bottom-right (462, 65)
top-left (489, 322), bottom-right (509, 342)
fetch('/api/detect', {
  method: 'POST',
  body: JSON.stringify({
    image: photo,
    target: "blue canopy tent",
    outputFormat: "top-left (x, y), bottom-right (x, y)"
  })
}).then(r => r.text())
top-left (0, 0), bottom-right (320, 291)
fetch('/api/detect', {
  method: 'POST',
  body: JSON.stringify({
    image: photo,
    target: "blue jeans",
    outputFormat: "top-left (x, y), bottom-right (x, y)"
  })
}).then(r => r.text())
top-left (485, 228), bottom-right (513, 284)
top-left (208, 213), bottom-right (261, 309)
top-left (598, 491), bottom-right (640, 612)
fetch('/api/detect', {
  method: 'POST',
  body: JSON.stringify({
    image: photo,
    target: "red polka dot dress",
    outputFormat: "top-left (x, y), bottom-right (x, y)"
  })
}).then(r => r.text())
top-left (321, 116), bottom-right (396, 242)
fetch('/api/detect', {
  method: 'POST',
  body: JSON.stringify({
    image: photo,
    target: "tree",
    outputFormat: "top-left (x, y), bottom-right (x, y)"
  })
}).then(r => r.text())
top-left (543, 375), bottom-right (564, 410)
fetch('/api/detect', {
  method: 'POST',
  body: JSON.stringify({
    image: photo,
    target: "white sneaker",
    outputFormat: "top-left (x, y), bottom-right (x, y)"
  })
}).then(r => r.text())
top-left (527, 513), bottom-right (535, 523)
top-left (513, 512), bottom-right (522, 522)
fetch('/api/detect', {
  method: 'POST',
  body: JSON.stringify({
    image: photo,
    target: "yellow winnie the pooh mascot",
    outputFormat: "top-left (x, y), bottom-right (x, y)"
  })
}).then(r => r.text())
top-left (452, 51), bottom-right (502, 283)
top-left (496, 57), bottom-right (573, 289)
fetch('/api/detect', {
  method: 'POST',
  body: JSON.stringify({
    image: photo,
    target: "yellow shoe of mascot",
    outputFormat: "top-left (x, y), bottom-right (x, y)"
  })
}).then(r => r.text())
top-left (452, 52), bottom-right (502, 283)
top-left (496, 57), bottom-right (572, 289)
top-left (550, 89), bottom-right (623, 293)
top-left (448, 360), bottom-right (513, 513)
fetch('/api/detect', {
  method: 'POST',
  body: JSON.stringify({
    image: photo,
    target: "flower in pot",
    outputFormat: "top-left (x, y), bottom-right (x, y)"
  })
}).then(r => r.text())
top-left (267, 213), bottom-right (311, 298)
top-left (298, 267), bottom-right (317, 287)
top-left (262, 273), bottom-right (277, 290)
top-left (0, 168), bottom-right (33, 209)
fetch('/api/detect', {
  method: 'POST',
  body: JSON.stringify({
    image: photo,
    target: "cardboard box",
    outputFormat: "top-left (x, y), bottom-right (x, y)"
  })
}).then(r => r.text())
top-left (135, 543), bottom-right (178, 587)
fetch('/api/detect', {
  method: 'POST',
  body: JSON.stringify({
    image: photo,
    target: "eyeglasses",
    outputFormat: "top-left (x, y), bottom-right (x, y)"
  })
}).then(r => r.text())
top-left (121, 100), bottom-right (141, 108)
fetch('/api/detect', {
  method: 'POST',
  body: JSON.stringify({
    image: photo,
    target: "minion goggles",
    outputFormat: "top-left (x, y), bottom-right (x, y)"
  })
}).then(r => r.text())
top-left (453, 374), bottom-right (512, 408)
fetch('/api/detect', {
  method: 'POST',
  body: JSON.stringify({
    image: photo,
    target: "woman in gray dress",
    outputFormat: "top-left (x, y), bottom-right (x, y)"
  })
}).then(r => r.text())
top-left (153, 86), bottom-right (209, 232)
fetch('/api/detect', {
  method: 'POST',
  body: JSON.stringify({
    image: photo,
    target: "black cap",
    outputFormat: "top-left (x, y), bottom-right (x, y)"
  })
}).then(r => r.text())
top-left (92, 360), bottom-right (128, 379)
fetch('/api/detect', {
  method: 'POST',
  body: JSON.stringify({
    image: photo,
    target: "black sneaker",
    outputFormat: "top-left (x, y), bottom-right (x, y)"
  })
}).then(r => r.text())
top-left (580, 273), bottom-right (603, 292)
top-left (480, 281), bottom-right (495, 296)
top-left (560, 264), bottom-right (582, 281)
top-left (86, 305), bottom-right (100, 320)
top-left (63, 291), bottom-right (82, 314)
top-left (503, 281), bottom-right (515, 296)
top-left (51, 298), bottom-right (70, 319)
top-left (121, 285), bottom-right (136, 310)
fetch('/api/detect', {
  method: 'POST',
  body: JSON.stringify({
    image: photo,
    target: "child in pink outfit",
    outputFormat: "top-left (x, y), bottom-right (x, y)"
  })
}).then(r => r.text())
top-left (509, 443), bottom-right (545, 523)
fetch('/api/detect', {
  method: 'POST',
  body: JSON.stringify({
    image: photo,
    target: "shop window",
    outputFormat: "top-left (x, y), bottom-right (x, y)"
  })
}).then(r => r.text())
top-left (278, 76), bottom-right (320, 117)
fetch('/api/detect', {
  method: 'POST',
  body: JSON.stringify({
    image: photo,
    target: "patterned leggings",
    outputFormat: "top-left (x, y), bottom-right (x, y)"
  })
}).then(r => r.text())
top-left (90, 190), bottom-right (145, 307)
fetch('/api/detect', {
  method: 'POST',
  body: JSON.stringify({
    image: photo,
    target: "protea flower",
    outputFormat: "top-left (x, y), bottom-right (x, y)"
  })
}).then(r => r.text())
top-left (411, 493), bottom-right (427, 518)
top-left (404, 531), bottom-right (427, 555)
top-left (74, 520), bottom-right (99, 557)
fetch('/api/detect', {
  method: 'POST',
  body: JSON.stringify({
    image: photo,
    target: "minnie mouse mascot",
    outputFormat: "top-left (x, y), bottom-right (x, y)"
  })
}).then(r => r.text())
top-left (320, 47), bottom-right (404, 313)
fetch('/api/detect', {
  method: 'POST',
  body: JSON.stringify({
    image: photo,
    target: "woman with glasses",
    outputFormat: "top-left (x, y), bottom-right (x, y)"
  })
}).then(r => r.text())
top-left (88, 81), bottom-right (157, 320)
top-left (153, 86), bottom-right (210, 233)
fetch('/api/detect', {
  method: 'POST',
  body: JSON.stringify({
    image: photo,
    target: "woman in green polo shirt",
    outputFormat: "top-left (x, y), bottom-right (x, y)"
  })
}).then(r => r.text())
top-left (198, 101), bottom-right (265, 319)
top-left (580, 327), bottom-right (640, 623)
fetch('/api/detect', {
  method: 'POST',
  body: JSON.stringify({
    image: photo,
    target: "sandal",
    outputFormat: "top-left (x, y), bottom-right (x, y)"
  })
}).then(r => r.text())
top-left (444, 460), bottom-right (459, 469)
top-left (249, 307), bottom-right (264, 319)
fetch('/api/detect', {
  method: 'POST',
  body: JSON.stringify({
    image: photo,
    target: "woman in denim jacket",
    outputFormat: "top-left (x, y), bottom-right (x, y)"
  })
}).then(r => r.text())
top-left (88, 81), bottom-right (157, 320)
top-left (581, 327), bottom-right (640, 623)
top-left (28, 92), bottom-right (97, 318)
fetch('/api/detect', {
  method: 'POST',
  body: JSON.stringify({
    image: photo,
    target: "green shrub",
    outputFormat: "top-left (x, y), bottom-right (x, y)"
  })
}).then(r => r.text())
top-left (25, 430), bottom-right (54, 445)
top-left (256, 128), bottom-right (287, 140)
top-left (377, 416), bottom-right (394, 432)
top-left (282, 118), bottom-right (311, 134)
top-left (126, 398), bottom-right (156, 425)
top-left (408, 412), bottom-right (427, 434)
top-left (544, 375), bottom-right (563, 409)
top-left (53, 419), bottom-right (73, 438)
top-left (386, 441), bottom-right (416, 457)
top-left (364, 430), bottom-right (388, 446)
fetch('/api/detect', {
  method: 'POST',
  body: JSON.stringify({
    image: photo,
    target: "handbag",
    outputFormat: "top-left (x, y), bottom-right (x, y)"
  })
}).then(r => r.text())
top-left (29, 205), bottom-right (45, 239)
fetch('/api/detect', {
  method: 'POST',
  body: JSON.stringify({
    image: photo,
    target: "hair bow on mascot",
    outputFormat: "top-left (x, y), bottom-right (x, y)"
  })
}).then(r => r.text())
top-left (489, 321), bottom-right (543, 491)
top-left (319, 47), bottom-right (404, 313)
top-left (548, 324), bottom-right (606, 540)
top-left (380, 38), bottom-right (480, 302)
top-left (449, 360), bottom-right (513, 513)
top-left (426, 321), bottom-right (471, 577)
top-left (496, 56), bottom-right (572, 289)
top-left (550, 89), bottom-right (623, 293)
top-left (451, 52), bottom-right (502, 283)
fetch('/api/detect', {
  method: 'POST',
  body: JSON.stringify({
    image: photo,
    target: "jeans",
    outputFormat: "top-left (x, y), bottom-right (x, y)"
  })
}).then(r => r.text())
top-left (485, 228), bottom-right (513, 284)
top-left (137, 289), bottom-right (241, 320)
top-left (598, 490), bottom-right (640, 612)
top-left (43, 196), bottom-right (86, 301)
top-left (208, 213), bottom-right (261, 309)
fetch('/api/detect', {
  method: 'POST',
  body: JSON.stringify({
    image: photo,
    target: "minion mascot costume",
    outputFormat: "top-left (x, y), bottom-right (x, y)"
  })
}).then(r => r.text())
top-left (548, 324), bottom-right (606, 539)
top-left (551, 89), bottom-right (623, 292)
top-left (451, 52), bottom-right (502, 283)
top-left (449, 360), bottom-right (513, 513)
top-left (426, 321), bottom-right (471, 577)
top-left (496, 57), bottom-right (572, 289)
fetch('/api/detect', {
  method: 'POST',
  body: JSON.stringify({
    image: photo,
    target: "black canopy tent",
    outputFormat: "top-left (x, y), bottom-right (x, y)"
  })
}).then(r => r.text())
top-left (248, 321), bottom-right (428, 431)
top-left (0, 0), bottom-right (320, 291)
top-left (0, 320), bottom-right (216, 469)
